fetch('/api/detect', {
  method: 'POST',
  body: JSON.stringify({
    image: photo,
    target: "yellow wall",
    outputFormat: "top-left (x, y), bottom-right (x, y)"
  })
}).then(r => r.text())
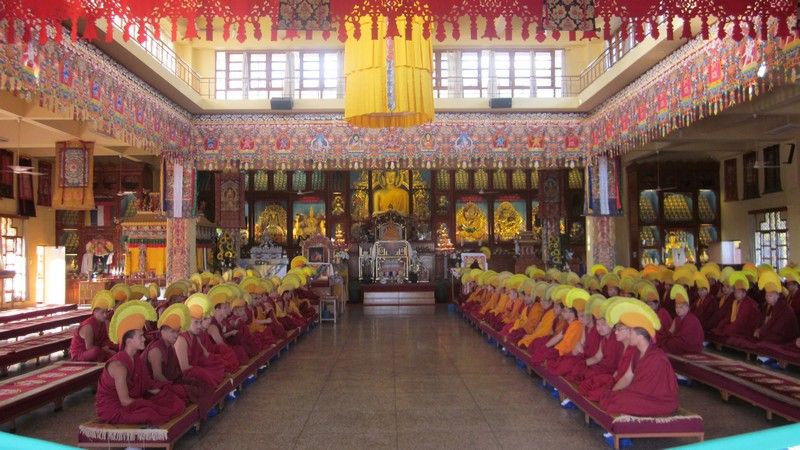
top-left (719, 145), bottom-right (800, 264)
top-left (0, 157), bottom-right (56, 307)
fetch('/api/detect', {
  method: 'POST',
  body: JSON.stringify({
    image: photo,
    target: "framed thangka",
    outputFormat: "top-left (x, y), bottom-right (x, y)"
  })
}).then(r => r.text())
top-left (254, 200), bottom-right (288, 245)
top-left (455, 197), bottom-right (489, 244)
top-left (412, 170), bottom-right (431, 221)
top-left (293, 197), bottom-right (325, 242)
top-left (494, 196), bottom-right (526, 242)
top-left (350, 171), bottom-right (369, 222)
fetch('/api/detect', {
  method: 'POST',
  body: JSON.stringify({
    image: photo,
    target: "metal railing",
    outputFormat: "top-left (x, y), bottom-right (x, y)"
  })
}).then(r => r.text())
top-left (117, 23), bottom-right (647, 102)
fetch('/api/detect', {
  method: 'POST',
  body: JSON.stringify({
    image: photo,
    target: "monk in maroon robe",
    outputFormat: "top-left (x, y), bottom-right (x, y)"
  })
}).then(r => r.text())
top-left (600, 327), bottom-right (679, 416)
top-left (659, 295), bottom-right (704, 355)
top-left (70, 307), bottom-right (115, 362)
top-left (711, 285), bottom-right (762, 343)
top-left (707, 285), bottom-right (734, 332)
top-left (568, 315), bottom-right (622, 383)
top-left (549, 303), bottom-right (601, 377)
top-left (96, 328), bottom-right (185, 425)
top-left (692, 288), bottom-right (718, 332)
top-left (208, 303), bottom-right (249, 366)
top-left (730, 286), bottom-right (799, 351)
top-left (580, 328), bottom-right (638, 402)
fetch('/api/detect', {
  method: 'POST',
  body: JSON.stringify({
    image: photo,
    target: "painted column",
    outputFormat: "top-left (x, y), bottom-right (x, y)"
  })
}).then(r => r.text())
top-left (587, 215), bottom-right (615, 269)
top-left (163, 157), bottom-right (198, 282)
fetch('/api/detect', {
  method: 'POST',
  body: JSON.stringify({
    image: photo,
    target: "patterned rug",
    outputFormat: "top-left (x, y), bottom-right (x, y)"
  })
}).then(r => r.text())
top-left (0, 361), bottom-right (102, 409)
top-left (674, 352), bottom-right (800, 404)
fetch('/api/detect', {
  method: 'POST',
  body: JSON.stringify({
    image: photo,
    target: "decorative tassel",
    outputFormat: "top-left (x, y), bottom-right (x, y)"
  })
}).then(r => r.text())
top-left (123, 23), bottom-right (131, 41)
top-left (436, 20), bottom-right (447, 41)
top-left (385, 15), bottom-right (399, 38)
top-left (505, 17), bottom-right (513, 41)
top-left (205, 16), bottom-right (214, 40)
top-left (170, 16), bottom-right (178, 41)
top-left (371, 16), bottom-right (379, 40)
top-left (700, 17), bottom-right (709, 39)
top-left (681, 16), bottom-right (691, 39)
top-left (223, 22), bottom-right (231, 41)
top-left (470, 15), bottom-right (478, 40)
top-left (237, 21), bottom-right (246, 43)
top-left (404, 14), bottom-right (413, 40)
top-left (717, 20), bottom-right (726, 39)
top-left (603, 18), bottom-right (611, 41)
top-left (305, 29), bottom-right (312, 40)
top-left (184, 15), bottom-right (198, 40)
top-left (521, 19), bottom-right (530, 40)
top-left (482, 17), bottom-right (498, 40)
top-left (337, 19), bottom-right (347, 42)
top-left (452, 21), bottom-right (460, 40)
top-left (84, 18), bottom-right (98, 40)
top-left (153, 23), bottom-right (160, 40)
top-left (666, 17), bottom-right (673, 40)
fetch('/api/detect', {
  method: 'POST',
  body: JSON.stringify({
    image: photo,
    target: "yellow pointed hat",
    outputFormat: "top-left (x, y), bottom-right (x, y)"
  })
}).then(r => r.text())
top-left (720, 267), bottom-right (735, 286)
top-left (693, 272), bottom-right (709, 290)
top-left (590, 264), bottom-right (608, 277)
top-left (758, 270), bottom-right (782, 294)
top-left (91, 290), bottom-right (115, 311)
top-left (190, 273), bottom-right (204, 292)
top-left (700, 263), bottom-right (721, 280)
top-left (586, 294), bottom-right (606, 319)
top-left (505, 274), bottom-right (528, 290)
top-left (185, 293), bottom-right (212, 319)
top-left (605, 297), bottom-right (661, 337)
top-left (240, 276), bottom-right (262, 294)
top-left (564, 288), bottom-right (589, 313)
top-left (207, 284), bottom-right (233, 306)
top-left (533, 282), bottom-right (549, 301)
top-left (552, 285), bottom-right (572, 304)
top-left (110, 283), bottom-right (132, 303)
top-left (670, 284), bottom-right (689, 305)
top-left (232, 267), bottom-right (247, 280)
top-left (638, 283), bottom-right (659, 303)
top-left (291, 255), bottom-right (308, 269)
top-left (600, 273), bottom-right (620, 289)
top-left (157, 303), bottom-right (191, 332)
top-left (128, 284), bottom-right (147, 301)
top-left (108, 300), bottom-right (157, 345)
top-left (146, 283), bottom-right (160, 299)
top-left (165, 280), bottom-right (190, 299)
top-left (728, 271), bottom-right (750, 290)
top-left (779, 267), bottom-right (799, 283)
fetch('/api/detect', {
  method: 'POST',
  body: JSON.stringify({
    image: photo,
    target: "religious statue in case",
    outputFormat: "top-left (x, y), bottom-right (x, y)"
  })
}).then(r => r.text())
top-left (372, 170), bottom-right (410, 216)
top-left (455, 202), bottom-right (489, 243)
top-left (494, 201), bottom-right (524, 241)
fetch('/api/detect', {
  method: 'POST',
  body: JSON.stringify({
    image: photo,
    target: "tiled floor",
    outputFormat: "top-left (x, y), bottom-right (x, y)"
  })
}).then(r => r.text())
top-left (6, 305), bottom-right (791, 449)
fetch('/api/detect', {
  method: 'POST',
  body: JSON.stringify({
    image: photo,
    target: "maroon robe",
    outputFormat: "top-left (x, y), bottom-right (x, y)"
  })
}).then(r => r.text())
top-left (659, 312), bottom-right (704, 355)
top-left (70, 316), bottom-right (111, 362)
top-left (96, 351), bottom-right (185, 425)
top-left (549, 325), bottom-right (601, 377)
top-left (756, 341), bottom-right (800, 364)
top-left (580, 345), bottom-right (637, 402)
top-left (692, 294), bottom-right (718, 332)
top-left (210, 317), bottom-right (249, 365)
top-left (712, 296), bottom-right (762, 341)
top-left (655, 308), bottom-right (673, 344)
top-left (788, 289), bottom-right (800, 324)
top-left (728, 298), bottom-right (799, 350)
top-left (142, 337), bottom-right (216, 408)
top-left (707, 294), bottom-right (733, 332)
top-left (199, 330), bottom-right (241, 373)
top-left (599, 345), bottom-right (679, 416)
top-left (178, 331), bottom-right (226, 386)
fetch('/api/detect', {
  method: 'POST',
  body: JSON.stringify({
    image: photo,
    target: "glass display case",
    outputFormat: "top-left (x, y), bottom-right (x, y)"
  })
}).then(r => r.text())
top-left (638, 190), bottom-right (659, 223)
top-left (663, 192), bottom-right (694, 222)
top-left (640, 226), bottom-right (660, 248)
top-left (663, 229), bottom-right (697, 266)
top-left (698, 189), bottom-right (717, 222)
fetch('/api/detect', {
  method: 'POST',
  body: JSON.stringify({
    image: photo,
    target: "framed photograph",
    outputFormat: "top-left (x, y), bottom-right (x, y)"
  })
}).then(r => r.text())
top-left (460, 252), bottom-right (488, 270)
top-left (308, 246), bottom-right (327, 263)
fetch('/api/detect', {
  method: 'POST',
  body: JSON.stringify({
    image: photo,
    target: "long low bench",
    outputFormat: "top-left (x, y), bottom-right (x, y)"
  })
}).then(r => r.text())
top-left (78, 317), bottom-right (316, 450)
top-left (456, 303), bottom-right (705, 449)
top-left (0, 311), bottom-right (91, 341)
top-left (0, 329), bottom-right (76, 376)
top-left (0, 361), bottom-right (103, 430)
top-left (668, 351), bottom-right (800, 422)
top-left (0, 305), bottom-right (77, 325)
top-left (708, 337), bottom-right (800, 371)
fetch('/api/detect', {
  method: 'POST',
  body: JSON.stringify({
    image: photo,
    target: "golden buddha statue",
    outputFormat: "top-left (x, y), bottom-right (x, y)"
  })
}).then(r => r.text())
top-left (456, 202), bottom-right (489, 243)
top-left (373, 170), bottom-right (409, 216)
top-left (664, 231), bottom-right (695, 267)
top-left (494, 201), bottom-right (524, 241)
top-left (257, 205), bottom-right (287, 244)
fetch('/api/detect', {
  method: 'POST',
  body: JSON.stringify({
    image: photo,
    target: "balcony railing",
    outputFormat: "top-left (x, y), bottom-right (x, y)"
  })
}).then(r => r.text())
top-left (116, 22), bottom-right (647, 102)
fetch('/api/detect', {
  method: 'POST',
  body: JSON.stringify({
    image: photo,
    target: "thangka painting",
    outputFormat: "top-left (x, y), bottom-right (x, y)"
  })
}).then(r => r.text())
top-left (277, 0), bottom-right (331, 31)
top-left (215, 171), bottom-right (244, 228)
top-left (455, 197), bottom-right (489, 244)
top-left (293, 197), bottom-right (326, 241)
top-left (54, 141), bottom-right (95, 210)
top-left (493, 197), bottom-right (527, 242)
top-left (37, 160), bottom-right (52, 206)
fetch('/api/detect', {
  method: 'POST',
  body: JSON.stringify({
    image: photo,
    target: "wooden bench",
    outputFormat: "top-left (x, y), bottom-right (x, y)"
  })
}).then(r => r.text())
top-left (0, 305), bottom-right (77, 325)
top-left (668, 352), bottom-right (800, 422)
top-left (0, 329), bottom-right (76, 376)
top-left (709, 337), bottom-right (800, 370)
top-left (78, 405), bottom-right (200, 450)
top-left (0, 361), bottom-right (103, 430)
top-left (0, 310), bottom-right (91, 341)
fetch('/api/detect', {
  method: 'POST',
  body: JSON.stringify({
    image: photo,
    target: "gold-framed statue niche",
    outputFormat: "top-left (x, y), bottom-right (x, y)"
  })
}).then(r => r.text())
top-left (255, 204), bottom-right (288, 245)
top-left (455, 199), bottom-right (489, 244)
top-left (372, 170), bottom-right (410, 216)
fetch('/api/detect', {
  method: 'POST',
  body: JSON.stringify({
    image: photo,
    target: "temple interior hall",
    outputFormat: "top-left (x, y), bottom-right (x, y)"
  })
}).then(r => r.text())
top-left (0, 1), bottom-right (799, 449)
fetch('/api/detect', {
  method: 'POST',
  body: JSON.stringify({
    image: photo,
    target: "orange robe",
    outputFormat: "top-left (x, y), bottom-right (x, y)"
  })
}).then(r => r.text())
top-left (517, 306), bottom-right (555, 349)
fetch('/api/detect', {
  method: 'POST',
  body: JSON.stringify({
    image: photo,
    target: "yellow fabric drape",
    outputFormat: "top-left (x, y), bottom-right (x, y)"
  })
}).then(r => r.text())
top-left (126, 247), bottom-right (166, 276)
top-left (344, 16), bottom-right (434, 128)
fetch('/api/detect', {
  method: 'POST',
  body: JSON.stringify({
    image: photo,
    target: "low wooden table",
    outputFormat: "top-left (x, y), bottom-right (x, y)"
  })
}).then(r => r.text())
top-left (361, 283), bottom-right (436, 306)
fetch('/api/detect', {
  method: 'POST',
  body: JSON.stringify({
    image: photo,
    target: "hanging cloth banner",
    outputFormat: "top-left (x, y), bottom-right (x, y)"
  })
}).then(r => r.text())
top-left (17, 157), bottom-right (36, 217)
top-left (585, 155), bottom-right (623, 216)
top-left (37, 160), bottom-right (52, 206)
top-left (215, 171), bottom-right (244, 229)
top-left (162, 159), bottom-right (196, 219)
top-left (54, 140), bottom-right (95, 210)
top-left (0, 150), bottom-right (13, 198)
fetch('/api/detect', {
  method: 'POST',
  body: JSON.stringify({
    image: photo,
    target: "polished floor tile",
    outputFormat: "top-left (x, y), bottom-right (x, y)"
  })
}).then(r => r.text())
top-left (7, 304), bottom-right (792, 449)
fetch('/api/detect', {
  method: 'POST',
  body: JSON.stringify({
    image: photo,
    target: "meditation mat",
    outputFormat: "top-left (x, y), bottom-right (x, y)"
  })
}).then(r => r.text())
top-left (0, 310), bottom-right (91, 340)
top-left (79, 405), bottom-right (199, 443)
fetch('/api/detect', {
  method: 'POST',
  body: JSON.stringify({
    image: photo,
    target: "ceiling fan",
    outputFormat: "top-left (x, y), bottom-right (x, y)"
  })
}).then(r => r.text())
top-left (5, 165), bottom-right (44, 176)
top-left (3, 118), bottom-right (44, 176)
top-left (476, 188), bottom-right (498, 195)
top-left (295, 189), bottom-right (313, 195)
top-left (649, 150), bottom-right (677, 192)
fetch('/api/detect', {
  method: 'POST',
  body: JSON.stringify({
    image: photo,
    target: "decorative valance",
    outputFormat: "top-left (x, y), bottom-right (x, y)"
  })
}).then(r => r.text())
top-left (0, 1), bottom-right (797, 44)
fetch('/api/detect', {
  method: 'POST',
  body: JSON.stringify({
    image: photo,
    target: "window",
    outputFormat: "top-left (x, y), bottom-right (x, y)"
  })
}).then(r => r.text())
top-left (215, 51), bottom-right (287, 100)
top-left (432, 51), bottom-right (449, 98)
top-left (295, 51), bottom-right (341, 99)
top-left (753, 209), bottom-right (789, 269)
top-left (453, 50), bottom-right (563, 98)
top-left (461, 51), bottom-right (487, 98)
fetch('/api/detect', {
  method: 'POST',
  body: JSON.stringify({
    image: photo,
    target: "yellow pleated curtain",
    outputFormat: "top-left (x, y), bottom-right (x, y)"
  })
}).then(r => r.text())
top-left (344, 16), bottom-right (434, 128)
top-left (124, 247), bottom-right (166, 277)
